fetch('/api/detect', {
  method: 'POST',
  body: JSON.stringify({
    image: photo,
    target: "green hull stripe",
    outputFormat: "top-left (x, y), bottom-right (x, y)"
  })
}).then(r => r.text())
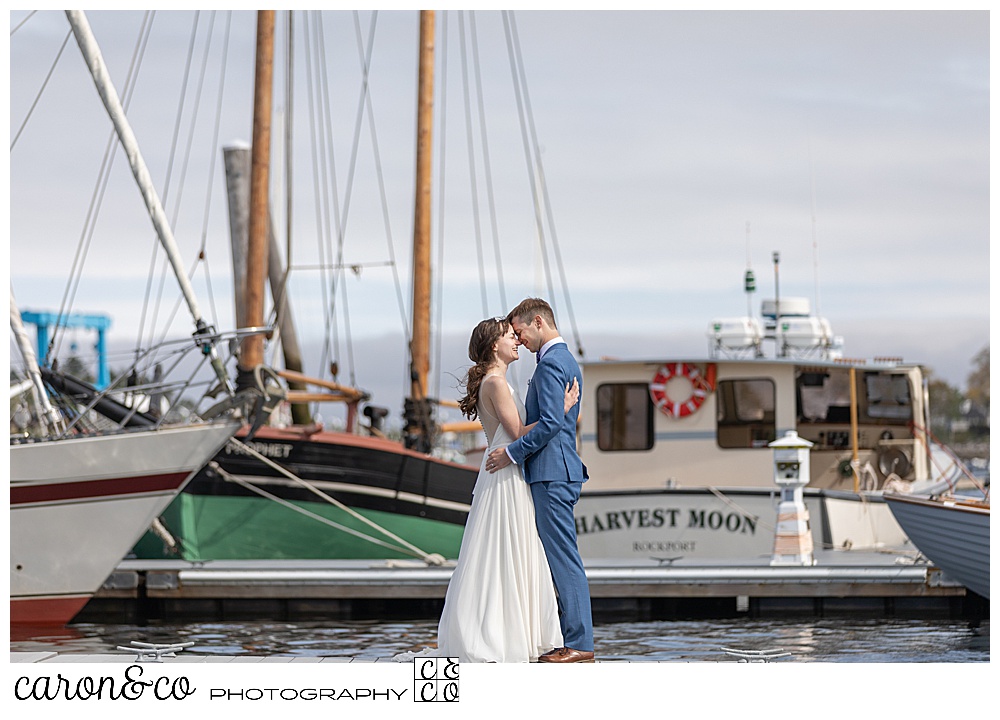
top-left (131, 494), bottom-right (465, 561)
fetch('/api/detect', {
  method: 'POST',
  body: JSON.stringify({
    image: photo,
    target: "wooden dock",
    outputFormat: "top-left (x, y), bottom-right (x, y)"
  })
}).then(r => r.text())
top-left (75, 550), bottom-right (975, 623)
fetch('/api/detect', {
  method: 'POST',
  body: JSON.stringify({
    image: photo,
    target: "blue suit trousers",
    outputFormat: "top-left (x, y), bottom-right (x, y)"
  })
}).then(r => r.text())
top-left (530, 480), bottom-right (594, 652)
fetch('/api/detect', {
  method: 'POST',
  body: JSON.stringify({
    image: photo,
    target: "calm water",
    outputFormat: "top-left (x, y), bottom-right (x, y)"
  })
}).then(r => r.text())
top-left (10, 617), bottom-right (989, 663)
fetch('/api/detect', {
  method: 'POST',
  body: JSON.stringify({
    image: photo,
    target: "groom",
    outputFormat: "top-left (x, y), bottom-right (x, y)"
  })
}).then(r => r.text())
top-left (486, 298), bottom-right (595, 663)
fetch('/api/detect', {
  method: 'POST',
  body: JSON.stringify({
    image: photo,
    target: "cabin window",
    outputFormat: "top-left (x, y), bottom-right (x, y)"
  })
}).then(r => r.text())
top-left (716, 379), bottom-right (775, 449)
top-left (596, 383), bottom-right (654, 451)
top-left (863, 373), bottom-right (911, 422)
top-left (795, 370), bottom-right (912, 425)
top-left (796, 371), bottom-right (852, 423)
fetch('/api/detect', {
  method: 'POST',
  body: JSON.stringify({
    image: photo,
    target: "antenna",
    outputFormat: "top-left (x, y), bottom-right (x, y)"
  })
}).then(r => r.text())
top-left (744, 221), bottom-right (755, 319)
top-left (809, 152), bottom-right (821, 318)
top-left (745, 221), bottom-right (752, 267)
top-left (773, 250), bottom-right (782, 357)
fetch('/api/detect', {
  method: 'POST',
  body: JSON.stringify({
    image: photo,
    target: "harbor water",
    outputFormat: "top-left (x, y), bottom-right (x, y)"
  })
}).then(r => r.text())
top-left (10, 617), bottom-right (989, 663)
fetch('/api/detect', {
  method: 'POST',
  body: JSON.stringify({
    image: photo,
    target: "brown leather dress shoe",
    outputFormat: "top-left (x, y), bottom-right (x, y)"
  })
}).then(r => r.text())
top-left (537, 647), bottom-right (595, 663)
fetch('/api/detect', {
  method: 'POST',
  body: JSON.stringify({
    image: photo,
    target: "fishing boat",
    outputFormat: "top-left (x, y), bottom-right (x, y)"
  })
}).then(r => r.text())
top-left (570, 268), bottom-right (977, 561)
top-left (883, 493), bottom-right (989, 598)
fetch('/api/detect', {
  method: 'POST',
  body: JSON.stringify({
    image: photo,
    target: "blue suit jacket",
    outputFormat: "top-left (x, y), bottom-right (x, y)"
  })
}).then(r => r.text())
top-left (507, 342), bottom-right (588, 485)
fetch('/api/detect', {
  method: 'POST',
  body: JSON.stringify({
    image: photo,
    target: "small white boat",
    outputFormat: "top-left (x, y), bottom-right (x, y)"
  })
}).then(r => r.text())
top-left (10, 423), bottom-right (238, 624)
top-left (11, 285), bottom-right (240, 627)
top-left (883, 493), bottom-right (990, 598)
top-left (9, 11), bottom-right (253, 626)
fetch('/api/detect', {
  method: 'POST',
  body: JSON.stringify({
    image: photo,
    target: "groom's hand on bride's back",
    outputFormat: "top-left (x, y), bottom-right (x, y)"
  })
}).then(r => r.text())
top-left (486, 446), bottom-right (512, 473)
top-left (563, 378), bottom-right (580, 414)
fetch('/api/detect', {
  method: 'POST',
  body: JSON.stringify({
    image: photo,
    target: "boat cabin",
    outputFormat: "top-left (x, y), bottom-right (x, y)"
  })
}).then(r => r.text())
top-left (579, 356), bottom-right (930, 492)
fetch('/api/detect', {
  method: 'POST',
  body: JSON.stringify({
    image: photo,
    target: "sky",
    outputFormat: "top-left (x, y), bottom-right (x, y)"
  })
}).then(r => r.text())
top-left (5, 7), bottom-right (991, 429)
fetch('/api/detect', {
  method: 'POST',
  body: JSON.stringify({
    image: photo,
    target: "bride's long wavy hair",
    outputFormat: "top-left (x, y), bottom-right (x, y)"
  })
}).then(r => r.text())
top-left (458, 317), bottom-right (509, 420)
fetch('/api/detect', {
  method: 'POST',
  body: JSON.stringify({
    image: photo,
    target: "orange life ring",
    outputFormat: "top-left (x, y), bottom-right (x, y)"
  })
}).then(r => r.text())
top-left (649, 363), bottom-right (715, 418)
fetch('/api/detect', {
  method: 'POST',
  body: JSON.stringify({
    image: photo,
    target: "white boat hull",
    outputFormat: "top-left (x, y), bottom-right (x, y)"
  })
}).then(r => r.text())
top-left (10, 422), bottom-right (238, 624)
top-left (575, 488), bottom-right (908, 560)
top-left (884, 493), bottom-right (990, 598)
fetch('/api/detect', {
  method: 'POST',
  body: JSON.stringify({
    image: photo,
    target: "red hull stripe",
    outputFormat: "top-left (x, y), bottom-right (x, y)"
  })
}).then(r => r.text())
top-left (10, 471), bottom-right (190, 506)
top-left (10, 596), bottom-right (91, 626)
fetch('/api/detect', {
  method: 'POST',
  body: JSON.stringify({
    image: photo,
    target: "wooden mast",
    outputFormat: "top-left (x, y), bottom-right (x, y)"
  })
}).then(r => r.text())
top-left (410, 10), bottom-right (434, 401)
top-left (405, 10), bottom-right (435, 451)
top-left (239, 10), bottom-right (275, 385)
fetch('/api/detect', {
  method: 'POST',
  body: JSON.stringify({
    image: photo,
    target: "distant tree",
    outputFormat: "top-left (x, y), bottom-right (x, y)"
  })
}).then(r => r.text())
top-left (966, 346), bottom-right (989, 408)
top-left (927, 376), bottom-right (963, 440)
top-left (59, 354), bottom-right (95, 384)
top-left (109, 365), bottom-right (151, 388)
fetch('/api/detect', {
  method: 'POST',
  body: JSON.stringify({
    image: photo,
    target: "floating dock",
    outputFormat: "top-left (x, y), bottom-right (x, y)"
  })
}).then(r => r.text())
top-left (75, 549), bottom-right (978, 623)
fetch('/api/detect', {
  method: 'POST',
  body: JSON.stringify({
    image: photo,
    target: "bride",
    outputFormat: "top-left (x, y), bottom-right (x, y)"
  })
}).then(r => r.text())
top-left (435, 316), bottom-right (579, 662)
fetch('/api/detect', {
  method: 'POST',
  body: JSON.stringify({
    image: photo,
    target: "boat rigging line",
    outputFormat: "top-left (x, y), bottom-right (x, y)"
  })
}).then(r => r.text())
top-left (471, 13), bottom-right (508, 316)
top-left (10, 10), bottom-right (37, 36)
top-left (458, 10), bottom-right (490, 317)
top-left (196, 11), bottom-right (234, 341)
top-left (49, 11), bottom-right (155, 369)
top-left (271, 9), bottom-right (295, 371)
top-left (301, 9), bottom-right (410, 393)
top-left (430, 12), bottom-right (450, 403)
top-left (809, 144), bottom-right (822, 319)
top-left (139, 10), bottom-right (213, 358)
top-left (299, 11), bottom-right (337, 386)
top-left (501, 10), bottom-right (584, 357)
top-left (306, 10), bottom-right (348, 386)
top-left (10, 28), bottom-right (71, 152)
top-left (909, 421), bottom-right (988, 497)
top-left (219, 437), bottom-right (447, 564)
top-left (66, 9), bottom-right (233, 395)
top-left (142, 10), bottom-right (235, 380)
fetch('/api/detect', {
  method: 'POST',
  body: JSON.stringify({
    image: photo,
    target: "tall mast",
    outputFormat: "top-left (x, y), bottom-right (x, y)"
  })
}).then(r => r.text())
top-left (405, 10), bottom-right (435, 452)
top-left (65, 10), bottom-right (232, 396)
top-left (239, 10), bottom-right (276, 386)
top-left (410, 10), bottom-right (435, 401)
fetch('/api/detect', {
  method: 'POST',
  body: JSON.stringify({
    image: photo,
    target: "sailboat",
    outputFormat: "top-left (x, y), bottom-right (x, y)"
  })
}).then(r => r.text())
top-left (130, 10), bottom-right (479, 564)
top-left (10, 11), bottom-right (245, 625)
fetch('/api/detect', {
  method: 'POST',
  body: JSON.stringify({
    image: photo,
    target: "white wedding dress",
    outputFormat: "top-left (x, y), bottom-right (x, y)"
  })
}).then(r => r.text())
top-left (435, 377), bottom-right (563, 662)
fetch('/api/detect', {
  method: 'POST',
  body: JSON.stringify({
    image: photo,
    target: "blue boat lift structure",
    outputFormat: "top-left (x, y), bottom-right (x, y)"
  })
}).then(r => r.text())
top-left (19, 310), bottom-right (111, 390)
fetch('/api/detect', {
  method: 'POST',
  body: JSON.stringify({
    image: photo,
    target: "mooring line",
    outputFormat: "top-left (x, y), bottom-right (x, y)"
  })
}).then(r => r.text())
top-left (218, 437), bottom-right (445, 564)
